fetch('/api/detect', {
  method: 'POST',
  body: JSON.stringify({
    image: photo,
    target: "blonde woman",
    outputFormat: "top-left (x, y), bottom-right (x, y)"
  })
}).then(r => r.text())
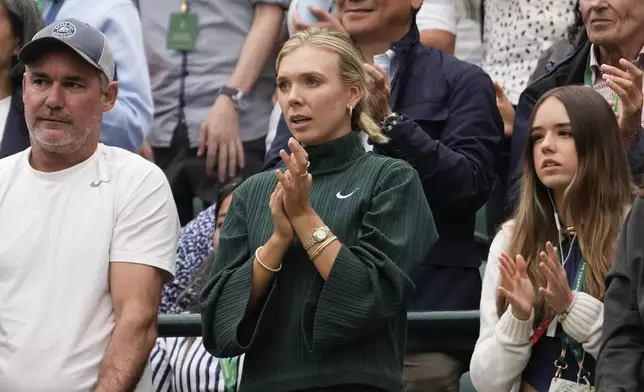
top-left (470, 86), bottom-right (635, 392)
top-left (200, 28), bottom-right (438, 392)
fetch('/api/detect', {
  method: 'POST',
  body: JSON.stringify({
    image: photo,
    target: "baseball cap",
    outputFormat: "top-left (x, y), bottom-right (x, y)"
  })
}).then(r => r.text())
top-left (18, 18), bottom-right (115, 82)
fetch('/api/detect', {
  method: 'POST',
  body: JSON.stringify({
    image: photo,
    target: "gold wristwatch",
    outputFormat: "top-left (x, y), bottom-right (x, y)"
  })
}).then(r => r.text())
top-left (302, 226), bottom-right (330, 251)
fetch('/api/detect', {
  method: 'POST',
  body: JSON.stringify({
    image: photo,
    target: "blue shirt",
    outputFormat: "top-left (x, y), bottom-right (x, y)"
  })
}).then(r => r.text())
top-left (522, 237), bottom-right (596, 391)
top-left (42, 0), bottom-right (153, 152)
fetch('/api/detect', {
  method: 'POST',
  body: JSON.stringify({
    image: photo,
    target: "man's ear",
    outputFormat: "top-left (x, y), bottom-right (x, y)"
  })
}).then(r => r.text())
top-left (102, 81), bottom-right (118, 112)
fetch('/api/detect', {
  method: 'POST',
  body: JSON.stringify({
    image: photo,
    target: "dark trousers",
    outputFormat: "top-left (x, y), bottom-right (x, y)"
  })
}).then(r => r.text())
top-left (153, 136), bottom-right (265, 226)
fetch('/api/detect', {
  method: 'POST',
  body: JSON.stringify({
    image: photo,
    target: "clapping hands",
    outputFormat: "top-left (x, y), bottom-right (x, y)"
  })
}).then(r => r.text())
top-left (498, 242), bottom-right (576, 321)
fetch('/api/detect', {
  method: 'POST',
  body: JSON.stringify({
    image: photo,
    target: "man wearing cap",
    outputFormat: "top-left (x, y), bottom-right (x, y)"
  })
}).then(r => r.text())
top-left (0, 19), bottom-right (180, 392)
top-left (32, 0), bottom-right (153, 153)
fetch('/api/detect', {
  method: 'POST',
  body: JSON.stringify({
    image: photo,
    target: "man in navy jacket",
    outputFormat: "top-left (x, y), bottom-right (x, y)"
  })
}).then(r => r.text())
top-left (264, 1), bottom-right (503, 389)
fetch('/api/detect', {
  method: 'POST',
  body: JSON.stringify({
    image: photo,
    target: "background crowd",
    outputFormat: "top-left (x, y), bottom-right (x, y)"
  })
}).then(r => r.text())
top-left (1, 0), bottom-right (643, 391)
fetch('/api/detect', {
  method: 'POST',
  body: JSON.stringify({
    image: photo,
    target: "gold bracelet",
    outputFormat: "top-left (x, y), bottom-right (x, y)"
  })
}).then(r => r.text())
top-left (255, 246), bottom-right (281, 272)
top-left (309, 236), bottom-right (338, 261)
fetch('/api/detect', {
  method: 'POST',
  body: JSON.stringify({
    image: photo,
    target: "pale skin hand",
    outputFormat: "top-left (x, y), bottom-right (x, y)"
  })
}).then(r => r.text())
top-left (363, 64), bottom-right (392, 123)
top-left (538, 241), bottom-right (575, 313)
top-left (493, 82), bottom-right (515, 136)
top-left (497, 253), bottom-right (534, 321)
top-left (291, 5), bottom-right (348, 36)
top-left (601, 59), bottom-right (644, 146)
top-left (197, 97), bottom-right (245, 182)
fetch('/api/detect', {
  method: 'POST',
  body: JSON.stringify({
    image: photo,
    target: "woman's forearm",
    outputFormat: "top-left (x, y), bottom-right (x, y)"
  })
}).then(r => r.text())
top-left (250, 234), bottom-right (291, 307)
top-left (291, 211), bottom-right (341, 280)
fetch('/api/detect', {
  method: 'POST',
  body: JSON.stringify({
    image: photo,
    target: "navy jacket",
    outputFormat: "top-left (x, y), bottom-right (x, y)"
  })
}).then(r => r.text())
top-left (265, 25), bottom-right (503, 312)
top-left (0, 82), bottom-right (30, 159)
top-left (511, 29), bottom-right (644, 185)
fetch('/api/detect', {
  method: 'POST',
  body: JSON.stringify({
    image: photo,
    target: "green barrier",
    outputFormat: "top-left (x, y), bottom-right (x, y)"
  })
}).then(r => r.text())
top-left (158, 311), bottom-right (481, 352)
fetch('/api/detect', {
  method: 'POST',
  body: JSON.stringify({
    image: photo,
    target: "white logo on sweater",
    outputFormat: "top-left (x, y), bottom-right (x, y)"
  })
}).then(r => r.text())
top-left (336, 188), bottom-right (359, 199)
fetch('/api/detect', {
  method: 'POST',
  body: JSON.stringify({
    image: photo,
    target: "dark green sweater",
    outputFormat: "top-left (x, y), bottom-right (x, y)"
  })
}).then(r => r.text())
top-left (200, 132), bottom-right (438, 392)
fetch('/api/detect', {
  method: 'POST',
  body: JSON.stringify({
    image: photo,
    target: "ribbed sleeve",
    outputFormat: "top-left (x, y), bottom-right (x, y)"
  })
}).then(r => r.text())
top-left (199, 184), bottom-right (277, 358)
top-left (302, 161), bottom-right (437, 350)
top-left (561, 292), bottom-right (603, 358)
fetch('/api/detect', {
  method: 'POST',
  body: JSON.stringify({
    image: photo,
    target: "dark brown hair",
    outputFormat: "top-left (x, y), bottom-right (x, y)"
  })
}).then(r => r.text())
top-left (499, 85), bottom-right (634, 324)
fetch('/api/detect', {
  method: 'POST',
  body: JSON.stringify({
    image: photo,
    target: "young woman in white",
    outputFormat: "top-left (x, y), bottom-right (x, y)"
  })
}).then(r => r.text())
top-left (469, 85), bottom-right (636, 392)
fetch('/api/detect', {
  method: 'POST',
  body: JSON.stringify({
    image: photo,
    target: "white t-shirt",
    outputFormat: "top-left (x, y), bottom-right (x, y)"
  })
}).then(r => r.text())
top-left (0, 95), bottom-right (12, 143)
top-left (0, 144), bottom-right (180, 392)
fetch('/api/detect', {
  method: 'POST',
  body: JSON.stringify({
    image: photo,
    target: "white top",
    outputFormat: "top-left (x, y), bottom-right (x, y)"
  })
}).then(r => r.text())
top-left (0, 95), bottom-right (11, 144)
top-left (480, 0), bottom-right (576, 104)
top-left (150, 336), bottom-right (245, 392)
top-left (0, 144), bottom-right (180, 392)
top-left (469, 222), bottom-right (604, 392)
top-left (417, 0), bottom-right (483, 66)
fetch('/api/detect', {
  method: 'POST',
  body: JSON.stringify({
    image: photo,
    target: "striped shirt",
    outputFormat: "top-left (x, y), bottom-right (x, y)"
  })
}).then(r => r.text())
top-left (588, 44), bottom-right (644, 126)
top-left (150, 336), bottom-right (244, 392)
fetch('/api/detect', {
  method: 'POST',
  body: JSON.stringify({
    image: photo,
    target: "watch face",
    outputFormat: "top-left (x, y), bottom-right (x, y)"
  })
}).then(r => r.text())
top-left (313, 228), bottom-right (328, 241)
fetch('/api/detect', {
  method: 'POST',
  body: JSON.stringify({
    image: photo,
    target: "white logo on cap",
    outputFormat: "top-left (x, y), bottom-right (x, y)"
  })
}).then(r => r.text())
top-left (51, 21), bottom-right (76, 38)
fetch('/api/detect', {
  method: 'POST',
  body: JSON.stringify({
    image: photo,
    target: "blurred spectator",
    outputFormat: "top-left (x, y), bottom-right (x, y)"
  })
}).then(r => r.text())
top-left (37, 0), bottom-right (153, 152)
top-left (265, 1), bottom-right (503, 391)
top-left (598, 196), bottom-right (644, 391)
top-left (159, 178), bottom-right (243, 314)
top-left (138, 0), bottom-right (288, 226)
top-left (417, 0), bottom-right (483, 65)
top-left (0, 0), bottom-right (42, 159)
top-left (0, 20), bottom-right (179, 391)
top-left (481, 0), bottom-right (577, 106)
top-left (471, 86), bottom-right (633, 392)
top-left (509, 0), bottom-right (644, 191)
top-left (201, 28), bottom-right (437, 391)
top-left (152, 181), bottom-right (244, 392)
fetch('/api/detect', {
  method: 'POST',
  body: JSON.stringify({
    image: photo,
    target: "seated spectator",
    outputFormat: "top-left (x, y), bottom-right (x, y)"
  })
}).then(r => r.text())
top-left (200, 28), bottom-right (437, 392)
top-left (159, 178), bottom-right (243, 314)
top-left (597, 196), bottom-right (644, 391)
top-left (510, 0), bottom-right (644, 187)
top-left (151, 182), bottom-right (244, 391)
top-left (266, 1), bottom-right (503, 390)
top-left (0, 20), bottom-right (179, 391)
top-left (37, 0), bottom-right (153, 152)
top-left (0, 0), bottom-right (42, 159)
top-left (470, 86), bottom-right (634, 392)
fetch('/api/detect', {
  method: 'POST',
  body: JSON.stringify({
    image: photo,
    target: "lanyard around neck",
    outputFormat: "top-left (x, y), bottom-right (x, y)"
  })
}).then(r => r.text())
top-left (584, 52), bottom-right (619, 114)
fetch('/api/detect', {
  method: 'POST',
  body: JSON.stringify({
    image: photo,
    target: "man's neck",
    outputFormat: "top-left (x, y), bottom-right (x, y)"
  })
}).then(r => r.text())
top-left (0, 70), bottom-right (12, 101)
top-left (358, 24), bottom-right (411, 64)
top-left (597, 34), bottom-right (644, 67)
top-left (29, 147), bottom-right (95, 173)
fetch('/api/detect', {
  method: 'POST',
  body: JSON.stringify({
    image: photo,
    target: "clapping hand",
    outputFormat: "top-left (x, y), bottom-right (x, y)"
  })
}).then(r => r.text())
top-left (601, 59), bottom-right (643, 143)
top-left (498, 253), bottom-right (535, 320)
top-left (538, 242), bottom-right (575, 313)
top-left (269, 182), bottom-right (295, 244)
top-left (493, 81), bottom-right (515, 136)
top-left (363, 64), bottom-right (392, 123)
top-left (275, 138), bottom-right (313, 219)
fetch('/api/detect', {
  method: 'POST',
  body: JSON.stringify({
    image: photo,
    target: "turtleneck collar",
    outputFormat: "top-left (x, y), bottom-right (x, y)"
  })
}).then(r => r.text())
top-left (304, 131), bottom-right (365, 174)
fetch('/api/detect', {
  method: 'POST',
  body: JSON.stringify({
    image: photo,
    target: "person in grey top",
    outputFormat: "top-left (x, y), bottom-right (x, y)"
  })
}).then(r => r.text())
top-left (138, 0), bottom-right (289, 225)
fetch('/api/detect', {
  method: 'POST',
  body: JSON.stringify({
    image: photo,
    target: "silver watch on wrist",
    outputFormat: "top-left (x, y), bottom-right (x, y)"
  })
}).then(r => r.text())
top-left (217, 86), bottom-right (249, 110)
top-left (302, 226), bottom-right (330, 251)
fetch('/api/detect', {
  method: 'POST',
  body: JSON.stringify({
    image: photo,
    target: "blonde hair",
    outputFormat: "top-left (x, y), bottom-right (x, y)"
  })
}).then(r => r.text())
top-left (276, 27), bottom-right (388, 144)
top-left (498, 86), bottom-right (635, 325)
